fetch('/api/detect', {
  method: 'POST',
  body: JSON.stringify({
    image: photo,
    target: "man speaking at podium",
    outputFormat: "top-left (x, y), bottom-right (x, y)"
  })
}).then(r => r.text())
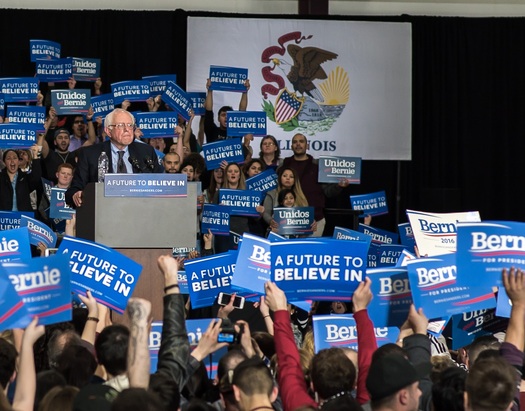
top-left (66, 108), bottom-right (163, 207)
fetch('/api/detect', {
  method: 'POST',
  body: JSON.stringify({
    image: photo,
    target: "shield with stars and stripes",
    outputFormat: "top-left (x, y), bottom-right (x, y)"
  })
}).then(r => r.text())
top-left (274, 88), bottom-right (303, 124)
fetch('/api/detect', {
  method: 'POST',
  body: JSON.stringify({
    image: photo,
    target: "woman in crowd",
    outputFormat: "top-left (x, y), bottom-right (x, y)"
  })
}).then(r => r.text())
top-left (243, 158), bottom-right (266, 179)
top-left (203, 168), bottom-right (223, 204)
top-left (258, 135), bottom-right (280, 170)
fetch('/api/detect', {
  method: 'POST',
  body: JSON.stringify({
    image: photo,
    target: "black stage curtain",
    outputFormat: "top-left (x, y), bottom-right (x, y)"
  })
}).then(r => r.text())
top-left (1, 10), bottom-right (525, 230)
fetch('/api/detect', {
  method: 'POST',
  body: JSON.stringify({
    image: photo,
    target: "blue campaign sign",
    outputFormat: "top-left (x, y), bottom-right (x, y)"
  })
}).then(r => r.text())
top-left (395, 249), bottom-right (417, 268)
top-left (0, 124), bottom-right (38, 149)
top-left (71, 57), bottom-right (101, 81)
top-left (0, 227), bottom-right (32, 263)
top-left (333, 226), bottom-right (372, 250)
top-left (427, 317), bottom-right (450, 338)
top-left (367, 267), bottom-right (412, 327)
top-left (30, 39), bottom-right (60, 62)
top-left (51, 89), bottom-right (91, 116)
top-left (367, 242), bottom-right (380, 268)
top-left (111, 80), bottom-right (150, 104)
top-left (104, 174), bottom-right (187, 197)
top-left (42, 178), bottom-right (52, 201)
top-left (201, 139), bottom-right (244, 170)
top-left (135, 112), bottom-right (179, 138)
top-left (406, 253), bottom-right (496, 320)
top-left (273, 207), bottom-right (314, 236)
top-left (162, 82), bottom-right (192, 121)
top-left (318, 156), bottom-right (362, 184)
top-left (246, 169), bottom-right (277, 193)
top-left (376, 244), bottom-right (408, 268)
top-left (451, 309), bottom-right (508, 350)
top-left (0, 78), bottom-right (39, 103)
top-left (358, 223), bottom-right (399, 245)
top-left (351, 191), bottom-right (388, 217)
top-left (312, 314), bottom-right (398, 352)
top-left (226, 111), bottom-right (267, 137)
top-left (495, 287), bottom-right (512, 319)
top-left (456, 221), bottom-right (525, 288)
top-left (35, 58), bottom-right (72, 82)
top-left (0, 211), bottom-right (34, 231)
top-left (0, 93), bottom-right (4, 116)
top-left (20, 215), bottom-right (57, 248)
top-left (91, 94), bottom-right (115, 120)
top-left (201, 204), bottom-right (230, 236)
top-left (149, 321), bottom-right (163, 373)
top-left (188, 92), bottom-right (206, 116)
top-left (7, 105), bottom-right (46, 133)
top-left (398, 222), bottom-right (416, 249)
top-left (177, 271), bottom-right (189, 294)
top-left (49, 188), bottom-right (75, 220)
top-left (57, 236), bottom-right (143, 314)
top-left (231, 233), bottom-right (271, 300)
top-left (219, 189), bottom-right (264, 217)
top-left (0, 265), bottom-right (30, 331)
top-left (3, 254), bottom-right (72, 327)
top-left (209, 66), bottom-right (248, 92)
top-left (142, 75), bottom-right (177, 95)
top-left (271, 238), bottom-right (368, 301)
top-left (229, 230), bottom-right (242, 250)
top-left (268, 232), bottom-right (287, 242)
top-left (184, 251), bottom-right (236, 309)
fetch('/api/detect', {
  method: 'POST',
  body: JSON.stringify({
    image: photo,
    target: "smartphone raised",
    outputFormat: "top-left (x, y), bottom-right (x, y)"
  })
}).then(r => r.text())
top-left (217, 292), bottom-right (245, 309)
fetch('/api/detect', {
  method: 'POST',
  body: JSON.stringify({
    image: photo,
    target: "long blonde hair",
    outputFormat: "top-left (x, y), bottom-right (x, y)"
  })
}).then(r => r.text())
top-left (223, 163), bottom-right (246, 190)
top-left (276, 167), bottom-right (308, 207)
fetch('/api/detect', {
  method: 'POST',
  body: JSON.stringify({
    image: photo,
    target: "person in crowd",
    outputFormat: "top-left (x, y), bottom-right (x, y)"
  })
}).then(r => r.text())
top-left (258, 135), bottom-right (280, 171)
top-left (41, 120), bottom-right (77, 184)
top-left (162, 152), bottom-right (181, 173)
top-left (242, 158), bottom-right (265, 179)
top-left (282, 133), bottom-right (349, 236)
top-left (203, 168), bottom-right (223, 203)
top-left (66, 108), bottom-right (163, 207)
top-left (67, 109), bottom-right (98, 152)
top-left (17, 149), bottom-right (33, 173)
top-left (231, 358), bottom-right (277, 411)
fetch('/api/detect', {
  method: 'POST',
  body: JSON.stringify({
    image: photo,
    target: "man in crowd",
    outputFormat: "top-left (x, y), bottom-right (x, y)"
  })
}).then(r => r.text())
top-left (163, 152), bottom-right (181, 173)
top-left (41, 127), bottom-right (77, 184)
top-left (66, 108), bottom-right (162, 207)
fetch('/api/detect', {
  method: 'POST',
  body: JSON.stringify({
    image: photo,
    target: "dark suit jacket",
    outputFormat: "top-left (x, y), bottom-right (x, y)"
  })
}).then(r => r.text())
top-left (66, 140), bottom-right (163, 206)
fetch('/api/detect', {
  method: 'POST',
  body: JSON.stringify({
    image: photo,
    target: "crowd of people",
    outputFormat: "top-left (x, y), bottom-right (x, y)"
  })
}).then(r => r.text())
top-left (0, 77), bottom-right (523, 411)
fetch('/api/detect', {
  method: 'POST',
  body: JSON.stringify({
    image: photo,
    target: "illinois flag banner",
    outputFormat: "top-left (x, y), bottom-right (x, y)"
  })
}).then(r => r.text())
top-left (187, 17), bottom-right (411, 160)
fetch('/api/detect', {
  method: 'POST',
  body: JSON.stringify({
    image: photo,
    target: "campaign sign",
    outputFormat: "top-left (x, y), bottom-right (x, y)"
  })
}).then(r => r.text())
top-left (376, 244), bottom-right (408, 268)
top-left (495, 287), bottom-right (512, 319)
top-left (0, 94), bottom-right (4, 116)
top-left (318, 156), bottom-right (362, 184)
top-left (0, 78), bottom-right (39, 103)
top-left (398, 222), bottom-right (416, 249)
top-left (0, 227), bottom-right (31, 263)
top-left (209, 66), bottom-right (248, 92)
top-left (188, 92), bottom-right (206, 116)
top-left (142, 74), bottom-right (177, 95)
top-left (91, 93), bottom-right (115, 120)
top-left (71, 57), bottom-right (101, 81)
top-left (135, 112), bottom-right (179, 138)
top-left (7, 105), bottom-right (46, 133)
top-left (271, 238), bottom-right (368, 301)
top-left (350, 191), bottom-right (388, 217)
top-left (395, 249), bottom-right (417, 268)
top-left (406, 209), bottom-right (481, 257)
top-left (229, 230), bottom-right (242, 250)
top-left (162, 82), bottom-right (192, 121)
top-left (0, 265), bottom-right (30, 331)
top-left (35, 58), bottom-right (72, 82)
top-left (312, 314), bottom-right (398, 352)
top-left (0, 211), bottom-right (34, 231)
top-left (246, 169), bottom-right (278, 193)
top-left (0, 123), bottom-right (38, 149)
top-left (176, 271), bottom-right (189, 294)
top-left (57, 236), bottom-right (143, 314)
top-left (367, 242), bottom-right (380, 268)
top-left (406, 254), bottom-right (496, 320)
top-left (201, 139), bottom-right (244, 170)
top-left (3, 254), bottom-right (72, 327)
top-left (111, 80), bottom-right (150, 104)
top-left (219, 189), bottom-right (263, 217)
top-left (427, 317), bottom-right (450, 338)
top-left (332, 226), bottom-right (372, 249)
top-left (273, 207), bottom-right (314, 236)
top-left (30, 39), bottom-right (60, 62)
top-left (358, 224), bottom-right (399, 245)
top-left (226, 111), bottom-right (267, 137)
top-left (367, 267), bottom-right (412, 327)
top-left (20, 215), bottom-right (57, 248)
top-left (231, 233), bottom-right (270, 300)
top-left (49, 188), bottom-right (75, 220)
top-left (51, 89), bottom-right (91, 116)
top-left (201, 204), bottom-right (230, 236)
top-left (268, 232), bottom-right (286, 242)
top-left (104, 174), bottom-right (187, 197)
top-left (184, 251), bottom-right (236, 309)
top-left (456, 221), bottom-right (525, 288)
top-left (149, 321), bottom-right (163, 373)
top-left (451, 309), bottom-right (507, 350)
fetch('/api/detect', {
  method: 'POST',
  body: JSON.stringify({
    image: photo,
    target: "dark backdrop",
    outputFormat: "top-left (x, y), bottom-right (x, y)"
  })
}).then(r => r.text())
top-left (1, 9), bottom-right (523, 232)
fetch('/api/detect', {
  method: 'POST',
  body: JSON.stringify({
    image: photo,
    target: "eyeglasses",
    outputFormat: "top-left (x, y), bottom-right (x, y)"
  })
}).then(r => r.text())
top-left (262, 142), bottom-right (275, 146)
top-left (108, 123), bottom-right (135, 130)
top-left (73, 120), bottom-right (85, 125)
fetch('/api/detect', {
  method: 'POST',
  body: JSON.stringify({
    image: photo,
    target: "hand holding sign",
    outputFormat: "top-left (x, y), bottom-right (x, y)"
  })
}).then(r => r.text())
top-left (264, 281), bottom-right (288, 312)
top-left (352, 277), bottom-right (373, 313)
top-left (407, 304), bottom-right (428, 335)
top-left (502, 267), bottom-right (525, 312)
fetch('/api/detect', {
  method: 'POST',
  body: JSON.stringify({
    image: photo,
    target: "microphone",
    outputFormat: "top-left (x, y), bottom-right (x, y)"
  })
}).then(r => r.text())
top-left (144, 156), bottom-right (156, 171)
top-left (128, 156), bottom-right (145, 173)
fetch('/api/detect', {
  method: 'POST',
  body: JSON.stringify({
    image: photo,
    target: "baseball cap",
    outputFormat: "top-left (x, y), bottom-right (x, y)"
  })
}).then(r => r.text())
top-left (54, 128), bottom-right (70, 138)
top-left (366, 354), bottom-right (431, 401)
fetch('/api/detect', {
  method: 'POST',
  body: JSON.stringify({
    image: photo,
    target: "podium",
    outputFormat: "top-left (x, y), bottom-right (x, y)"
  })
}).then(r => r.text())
top-left (76, 182), bottom-right (197, 321)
